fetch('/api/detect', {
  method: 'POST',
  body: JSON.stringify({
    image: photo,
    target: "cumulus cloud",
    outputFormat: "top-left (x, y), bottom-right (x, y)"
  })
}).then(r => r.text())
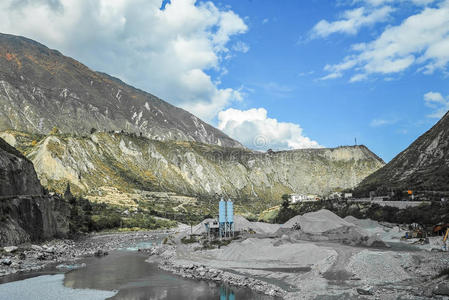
top-left (217, 108), bottom-right (322, 151)
top-left (321, 0), bottom-right (449, 81)
top-left (311, 6), bottom-right (393, 38)
top-left (424, 91), bottom-right (449, 118)
top-left (0, 0), bottom-right (248, 121)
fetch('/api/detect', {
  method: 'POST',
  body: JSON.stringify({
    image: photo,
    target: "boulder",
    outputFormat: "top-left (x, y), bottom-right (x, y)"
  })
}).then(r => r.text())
top-left (3, 246), bottom-right (18, 253)
top-left (433, 283), bottom-right (449, 296)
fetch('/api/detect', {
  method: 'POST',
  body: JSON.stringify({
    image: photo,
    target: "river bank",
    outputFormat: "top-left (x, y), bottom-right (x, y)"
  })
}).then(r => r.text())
top-left (0, 230), bottom-right (169, 279)
top-left (3, 210), bottom-right (449, 299)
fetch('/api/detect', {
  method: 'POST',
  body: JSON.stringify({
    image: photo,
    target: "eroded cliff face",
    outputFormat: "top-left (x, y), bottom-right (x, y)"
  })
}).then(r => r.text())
top-left (1, 131), bottom-right (384, 209)
top-left (0, 137), bottom-right (69, 246)
top-left (0, 137), bottom-right (42, 196)
top-left (356, 111), bottom-right (449, 193)
top-left (0, 195), bottom-right (69, 246)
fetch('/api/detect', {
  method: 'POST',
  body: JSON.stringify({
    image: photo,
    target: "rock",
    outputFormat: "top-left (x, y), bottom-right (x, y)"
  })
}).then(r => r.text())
top-left (31, 245), bottom-right (43, 251)
top-left (18, 252), bottom-right (26, 260)
top-left (1, 258), bottom-right (12, 266)
top-left (357, 286), bottom-right (374, 295)
top-left (56, 263), bottom-right (86, 270)
top-left (3, 246), bottom-right (18, 253)
top-left (433, 283), bottom-right (449, 296)
top-left (36, 253), bottom-right (46, 260)
top-left (94, 249), bottom-right (109, 257)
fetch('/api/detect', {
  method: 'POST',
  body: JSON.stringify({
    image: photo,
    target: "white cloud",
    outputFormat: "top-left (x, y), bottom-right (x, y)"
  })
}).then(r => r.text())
top-left (357, 0), bottom-right (434, 7)
top-left (311, 6), bottom-right (393, 38)
top-left (0, 0), bottom-right (248, 121)
top-left (232, 41), bottom-right (250, 53)
top-left (424, 91), bottom-right (449, 118)
top-left (370, 118), bottom-right (397, 127)
top-left (321, 0), bottom-right (449, 81)
top-left (217, 108), bottom-right (322, 151)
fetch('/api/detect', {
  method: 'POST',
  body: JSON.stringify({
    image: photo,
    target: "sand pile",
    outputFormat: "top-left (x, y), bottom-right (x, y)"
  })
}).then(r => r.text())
top-left (190, 218), bottom-right (215, 235)
top-left (210, 238), bottom-right (336, 267)
top-left (282, 209), bottom-right (385, 246)
top-left (283, 209), bottom-right (356, 234)
top-left (251, 222), bottom-right (280, 234)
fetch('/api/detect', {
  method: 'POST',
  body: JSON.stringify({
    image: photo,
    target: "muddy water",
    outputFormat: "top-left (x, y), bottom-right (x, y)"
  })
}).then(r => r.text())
top-left (64, 250), bottom-right (279, 300)
top-left (0, 250), bottom-right (279, 299)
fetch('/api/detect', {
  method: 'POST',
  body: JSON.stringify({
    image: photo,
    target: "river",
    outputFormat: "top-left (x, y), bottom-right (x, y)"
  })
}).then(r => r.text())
top-left (0, 249), bottom-right (279, 300)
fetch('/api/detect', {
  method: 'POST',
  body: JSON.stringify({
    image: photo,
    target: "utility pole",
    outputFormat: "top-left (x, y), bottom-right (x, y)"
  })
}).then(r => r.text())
top-left (355, 137), bottom-right (357, 146)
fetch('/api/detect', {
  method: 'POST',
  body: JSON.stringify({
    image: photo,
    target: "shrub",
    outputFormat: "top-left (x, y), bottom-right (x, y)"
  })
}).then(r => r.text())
top-left (181, 236), bottom-right (198, 244)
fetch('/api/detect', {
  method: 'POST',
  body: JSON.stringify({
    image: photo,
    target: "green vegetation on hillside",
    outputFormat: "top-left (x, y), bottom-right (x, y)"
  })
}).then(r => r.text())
top-left (274, 198), bottom-right (448, 226)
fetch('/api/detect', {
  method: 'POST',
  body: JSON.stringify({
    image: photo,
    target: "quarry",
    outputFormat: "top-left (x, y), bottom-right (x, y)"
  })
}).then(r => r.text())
top-left (1, 21), bottom-right (449, 300)
top-left (150, 208), bottom-right (449, 299)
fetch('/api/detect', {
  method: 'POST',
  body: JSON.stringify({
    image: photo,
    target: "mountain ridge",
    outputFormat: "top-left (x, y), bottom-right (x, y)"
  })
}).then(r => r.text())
top-left (1, 130), bottom-right (385, 212)
top-left (0, 32), bottom-right (242, 148)
top-left (356, 111), bottom-right (449, 194)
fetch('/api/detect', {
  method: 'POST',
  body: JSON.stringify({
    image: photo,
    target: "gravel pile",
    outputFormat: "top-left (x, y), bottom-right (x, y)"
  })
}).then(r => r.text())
top-left (347, 250), bottom-right (412, 284)
top-left (283, 209), bottom-right (356, 233)
top-left (281, 210), bottom-right (386, 246)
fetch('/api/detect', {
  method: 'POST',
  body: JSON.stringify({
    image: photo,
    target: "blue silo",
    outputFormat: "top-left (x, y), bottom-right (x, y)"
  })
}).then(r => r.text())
top-left (226, 201), bottom-right (233, 223)
top-left (219, 200), bottom-right (226, 223)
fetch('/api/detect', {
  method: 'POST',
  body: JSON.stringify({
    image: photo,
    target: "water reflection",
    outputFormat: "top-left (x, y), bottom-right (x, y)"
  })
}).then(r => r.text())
top-left (64, 250), bottom-right (278, 300)
top-left (220, 286), bottom-right (235, 300)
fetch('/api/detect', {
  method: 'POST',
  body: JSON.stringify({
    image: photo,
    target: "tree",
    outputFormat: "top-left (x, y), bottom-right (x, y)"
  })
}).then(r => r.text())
top-left (64, 182), bottom-right (75, 205)
top-left (281, 194), bottom-right (290, 209)
top-left (49, 127), bottom-right (60, 135)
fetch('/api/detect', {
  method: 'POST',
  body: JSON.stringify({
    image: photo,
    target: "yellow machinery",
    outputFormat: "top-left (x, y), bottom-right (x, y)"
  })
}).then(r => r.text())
top-left (444, 228), bottom-right (449, 243)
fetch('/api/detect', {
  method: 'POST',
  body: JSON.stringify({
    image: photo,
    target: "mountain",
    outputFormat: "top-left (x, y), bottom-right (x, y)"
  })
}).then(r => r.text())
top-left (0, 33), bottom-right (242, 148)
top-left (0, 137), bottom-right (68, 246)
top-left (356, 111), bottom-right (449, 194)
top-left (0, 136), bottom-right (42, 196)
top-left (0, 130), bottom-right (385, 213)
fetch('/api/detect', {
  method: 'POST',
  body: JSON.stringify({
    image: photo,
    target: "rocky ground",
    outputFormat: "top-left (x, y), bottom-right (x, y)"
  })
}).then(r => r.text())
top-left (0, 230), bottom-right (170, 278)
top-left (2, 211), bottom-right (449, 300)
top-left (147, 210), bottom-right (449, 299)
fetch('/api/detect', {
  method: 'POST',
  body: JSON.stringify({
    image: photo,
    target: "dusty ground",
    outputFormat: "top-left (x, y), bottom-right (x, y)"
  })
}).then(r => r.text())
top-left (158, 210), bottom-right (449, 299)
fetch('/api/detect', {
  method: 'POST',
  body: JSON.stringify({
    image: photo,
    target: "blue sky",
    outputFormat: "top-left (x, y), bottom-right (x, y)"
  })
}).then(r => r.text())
top-left (1, 0), bottom-right (449, 162)
top-left (212, 0), bottom-right (449, 162)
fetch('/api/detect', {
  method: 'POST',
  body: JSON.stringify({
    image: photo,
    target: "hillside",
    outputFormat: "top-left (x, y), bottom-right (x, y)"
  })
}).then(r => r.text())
top-left (0, 137), bottom-right (68, 246)
top-left (0, 33), bottom-right (242, 148)
top-left (356, 111), bottom-right (449, 194)
top-left (1, 130), bottom-right (385, 213)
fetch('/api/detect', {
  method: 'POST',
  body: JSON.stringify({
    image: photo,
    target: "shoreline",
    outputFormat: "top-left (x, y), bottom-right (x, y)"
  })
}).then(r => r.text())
top-left (0, 229), bottom-right (172, 279)
top-left (156, 256), bottom-right (286, 298)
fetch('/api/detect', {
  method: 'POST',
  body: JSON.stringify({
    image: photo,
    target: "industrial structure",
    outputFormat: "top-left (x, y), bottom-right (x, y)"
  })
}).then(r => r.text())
top-left (205, 198), bottom-right (234, 239)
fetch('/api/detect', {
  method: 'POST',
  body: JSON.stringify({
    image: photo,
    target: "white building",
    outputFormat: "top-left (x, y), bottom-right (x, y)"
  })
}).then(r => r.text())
top-left (344, 193), bottom-right (353, 199)
top-left (290, 194), bottom-right (307, 203)
top-left (290, 194), bottom-right (319, 203)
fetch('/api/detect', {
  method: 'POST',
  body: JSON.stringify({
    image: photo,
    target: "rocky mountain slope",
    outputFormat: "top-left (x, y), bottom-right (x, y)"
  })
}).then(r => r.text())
top-left (0, 137), bottom-right (42, 196)
top-left (0, 33), bottom-right (241, 148)
top-left (0, 137), bottom-right (68, 246)
top-left (356, 111), bottom-right (449, 193)
top-left (0, 130), bottom-right (384, 212)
